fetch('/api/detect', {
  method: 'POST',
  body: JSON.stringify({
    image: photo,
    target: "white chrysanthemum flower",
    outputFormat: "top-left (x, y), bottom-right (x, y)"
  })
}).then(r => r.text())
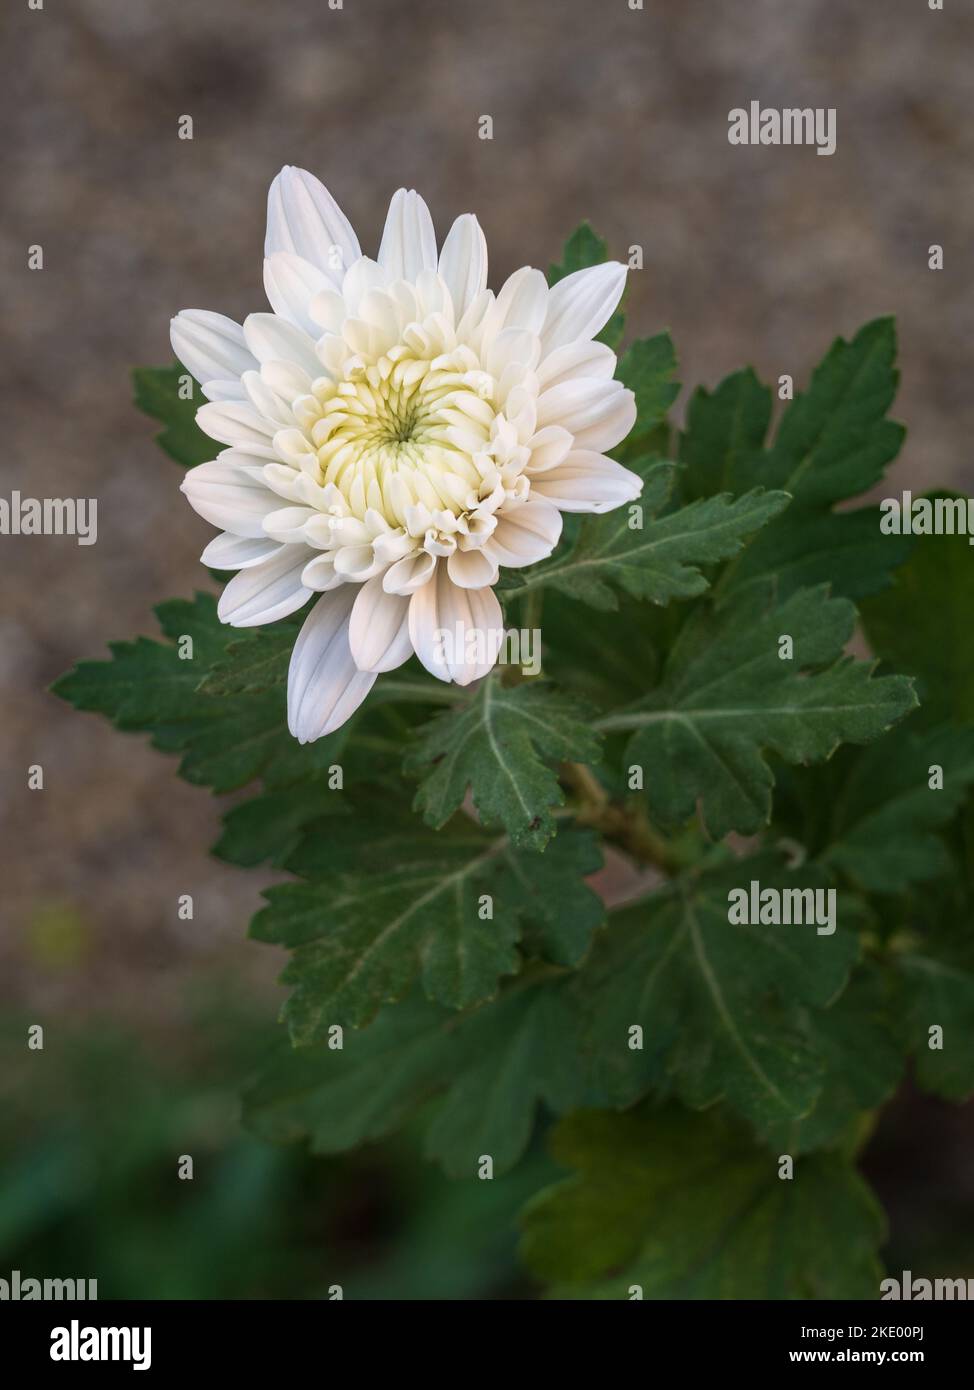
top-left (172, 167), bottom-right (641, 742)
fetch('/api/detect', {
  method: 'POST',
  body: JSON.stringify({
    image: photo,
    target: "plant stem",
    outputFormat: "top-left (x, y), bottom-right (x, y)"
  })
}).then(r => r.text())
top-left (520, 585), bottom-right (544, 635)
top-left (561, 761), bottom-right (681, 875)
top-left (502, 587), bottom-right (545, 686)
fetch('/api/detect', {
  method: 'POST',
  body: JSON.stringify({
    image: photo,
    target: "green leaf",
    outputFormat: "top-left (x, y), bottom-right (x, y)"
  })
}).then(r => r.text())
top-left (250, 822), bottom-right (604, 1035)
top-left (762, 318), bottom-right (902, 505)
top-left (605, 583), bottom-right (916, 838)
top-left (897, 949), bottom-right (974, 1101)
top-left (615, 333), bottom-right (680, 459)
top-left (533, 591), bottom-right (664, 708)
top-left (789, 725), bottom-right (974, 894)
top-left (51, 595), bottom-right (223, 730)
top-left (581, 852), bottom-right (860, 1136)
top-left (548, 224), bottom-right (611, 283)
top-left (198, 628), bottom-right (293, 696)
top-left (245, 850), bottom-right (864, 1168)
top-left (405, 674), bottom-right (600, 850)
top-left (51, 594), bottom-right (441, 805)
top-left (679, 366), bottom-right (771, 498)
top-left (244, 977), bottom-right (593, 1179)
top-left (519, 1104), bottom-right (886, 1298)
top-left (861, 492), bottom-right (974, 725)
top-left (52, 594), bottom-right (337, 793)
top-left (499, 459), bottom-right (789, 612)
top-left (202, 630), bottom-right (457, 710)
top-left (212, 782), bottom-right (347, 868)
top-left (132, 365), bottom-right (212, 468)
top-left (681, 320), bottom-right (910, 602)
top-left (548, 223), bottom-right (624, 348)
top-left (762, 965), bottom-right (904, 1155)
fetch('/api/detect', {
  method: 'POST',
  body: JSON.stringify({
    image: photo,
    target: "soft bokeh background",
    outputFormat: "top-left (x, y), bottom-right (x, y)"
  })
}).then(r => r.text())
top-left (2, 0), bottom-right (972, 1296)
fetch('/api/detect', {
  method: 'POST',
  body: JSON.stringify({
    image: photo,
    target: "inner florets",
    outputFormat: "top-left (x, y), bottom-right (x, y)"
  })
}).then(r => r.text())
top-left (301, 342), bottom-right (502, 528)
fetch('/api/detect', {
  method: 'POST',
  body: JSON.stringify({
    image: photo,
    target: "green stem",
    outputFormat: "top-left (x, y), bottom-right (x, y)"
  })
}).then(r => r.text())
top-left (561, 762), bottom-right (681, 875)
top-left (520, 587), bottom-right (544, 639)
top-left (499, 587), bottom-right (544, 684)
top-left (375, 677), bottom-right (461, 706)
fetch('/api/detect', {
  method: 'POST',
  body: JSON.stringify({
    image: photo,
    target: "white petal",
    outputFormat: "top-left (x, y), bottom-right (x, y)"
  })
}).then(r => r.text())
top-left (261, 359), bottom-right (313, 401)
top-left (241, 371), bottom-right (297, 429)
top-left (536, 339), bottom-right (616, 390)
top-left (262, 461), bottom-right (317, 505)
top-left (333, 543), bottom-right (384, 581)
top-left (348, 578), bottom-right (413, 673)
top-left (263, 252), bottom-right (333, 336)
top-left (180, 459), bottom-right (284, 537)
top-left (201, 379), bottom-right (248, 402)
top-left (492, 266), bottom-right (548, 336)
top-left (484, 500), bottom-right (563, 568)
top-left (572, 388), bottom-right (637, 453)
top-left (485, 328), bottom-right (540, 380)
top-left (170, 310), bottom-right (258, 387)
top-left (437, 214), bottom-right (488, 320)
top-left (287, 588), bottom-right (377, 743)
top-left (262, 505), bottom-right (317, 542)
top-left (377, 188), bottom-right (437, 281)
top-left (382, 550), bottom-right (437, 595)
top-left (242, 313), bottom-right (322, 380)
top-left (540, 261), bottom-right (627, 354)
top-left (529, 452), bottom-right (643, 513)
top-left (357, 287), bottom-right (406, 340)
top-left (301, 553), bottom-right (344, 591)
top-left (308, 289), bottom-right (348, 337)
top-left (217, 545), bottom-right (313, 627)
top-left (265, 166), bottom-right (360, 282)
top-left (447, 547), bottom-right (499, 590)
top-left (412, 269), bottom-right (452, 322)
top-left (525, 425), bottom-right (574, 473)
top-left (200, 532), bottom-right (282, 570)
top-left (455, 287), bottom-right (494, 344)
top-left (536, 379), bottom-right (636, 452)
top-left (408, 564), bottom-right (504, 685)
top-left (341, 257), bottom-right (389, 316)
top-left (195, 401), bottom-right (279, 456)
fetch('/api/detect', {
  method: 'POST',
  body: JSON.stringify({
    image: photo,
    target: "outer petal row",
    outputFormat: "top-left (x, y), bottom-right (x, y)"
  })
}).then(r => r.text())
top-left (286, 553), bottom-right (512, 742)
top-left (288, 586), bottom-right (377, 743)
top-left (170, 310), bottom-right (258, 399)
top-left (179, 168), bottom-right (641, 747)
top-left (265, 166), bottom-right (361, 283)
top-left (540, 260), bottom-right (627, 354)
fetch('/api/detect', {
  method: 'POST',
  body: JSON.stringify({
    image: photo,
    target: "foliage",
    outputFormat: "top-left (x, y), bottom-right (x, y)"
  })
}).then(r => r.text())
top-left (54, 223), bottom-right (974, 1300)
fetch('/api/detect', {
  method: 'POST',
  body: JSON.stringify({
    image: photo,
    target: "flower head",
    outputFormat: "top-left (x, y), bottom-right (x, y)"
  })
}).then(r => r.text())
top-left (173, 168), bottom-right (640, 741)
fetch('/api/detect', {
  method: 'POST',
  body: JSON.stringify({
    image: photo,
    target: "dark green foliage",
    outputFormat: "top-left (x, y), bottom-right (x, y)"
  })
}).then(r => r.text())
top-left (53, 230), bottom-right (973, 1299)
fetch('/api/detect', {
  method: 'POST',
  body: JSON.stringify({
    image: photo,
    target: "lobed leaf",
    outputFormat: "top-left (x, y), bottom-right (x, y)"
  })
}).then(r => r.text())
top-left (251, 822), bottom-right (605, 1035)
top-left (519, 1105), bottom-right (886, 1299)
top-left (680, 319), bottom-right (910, 603)
top-left (499, 459), bottom-right (789, 612)
top-left (405, 674), bottom-right (600, 850)
top-left (132, 365), bottom-right (212, 468)
top-left (606, 584), bottom-right (916, 838)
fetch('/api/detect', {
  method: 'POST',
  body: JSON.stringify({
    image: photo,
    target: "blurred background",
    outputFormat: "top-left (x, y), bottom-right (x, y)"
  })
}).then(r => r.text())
top-left (1, 0), bottom-right (972, 1297)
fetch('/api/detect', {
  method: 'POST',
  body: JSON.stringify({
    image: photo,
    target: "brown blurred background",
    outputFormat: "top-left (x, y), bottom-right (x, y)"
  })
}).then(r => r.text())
top-left (1, 0), bottom-right (972, 1295)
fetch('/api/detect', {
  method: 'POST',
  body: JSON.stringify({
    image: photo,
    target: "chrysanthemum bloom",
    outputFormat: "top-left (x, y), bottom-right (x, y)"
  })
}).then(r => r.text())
top-left (173, 168), bottom-right (641, 741)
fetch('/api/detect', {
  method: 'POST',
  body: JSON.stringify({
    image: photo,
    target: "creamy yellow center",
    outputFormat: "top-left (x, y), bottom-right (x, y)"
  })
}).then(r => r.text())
top-left (309, 345), bottom-right (498, 521)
